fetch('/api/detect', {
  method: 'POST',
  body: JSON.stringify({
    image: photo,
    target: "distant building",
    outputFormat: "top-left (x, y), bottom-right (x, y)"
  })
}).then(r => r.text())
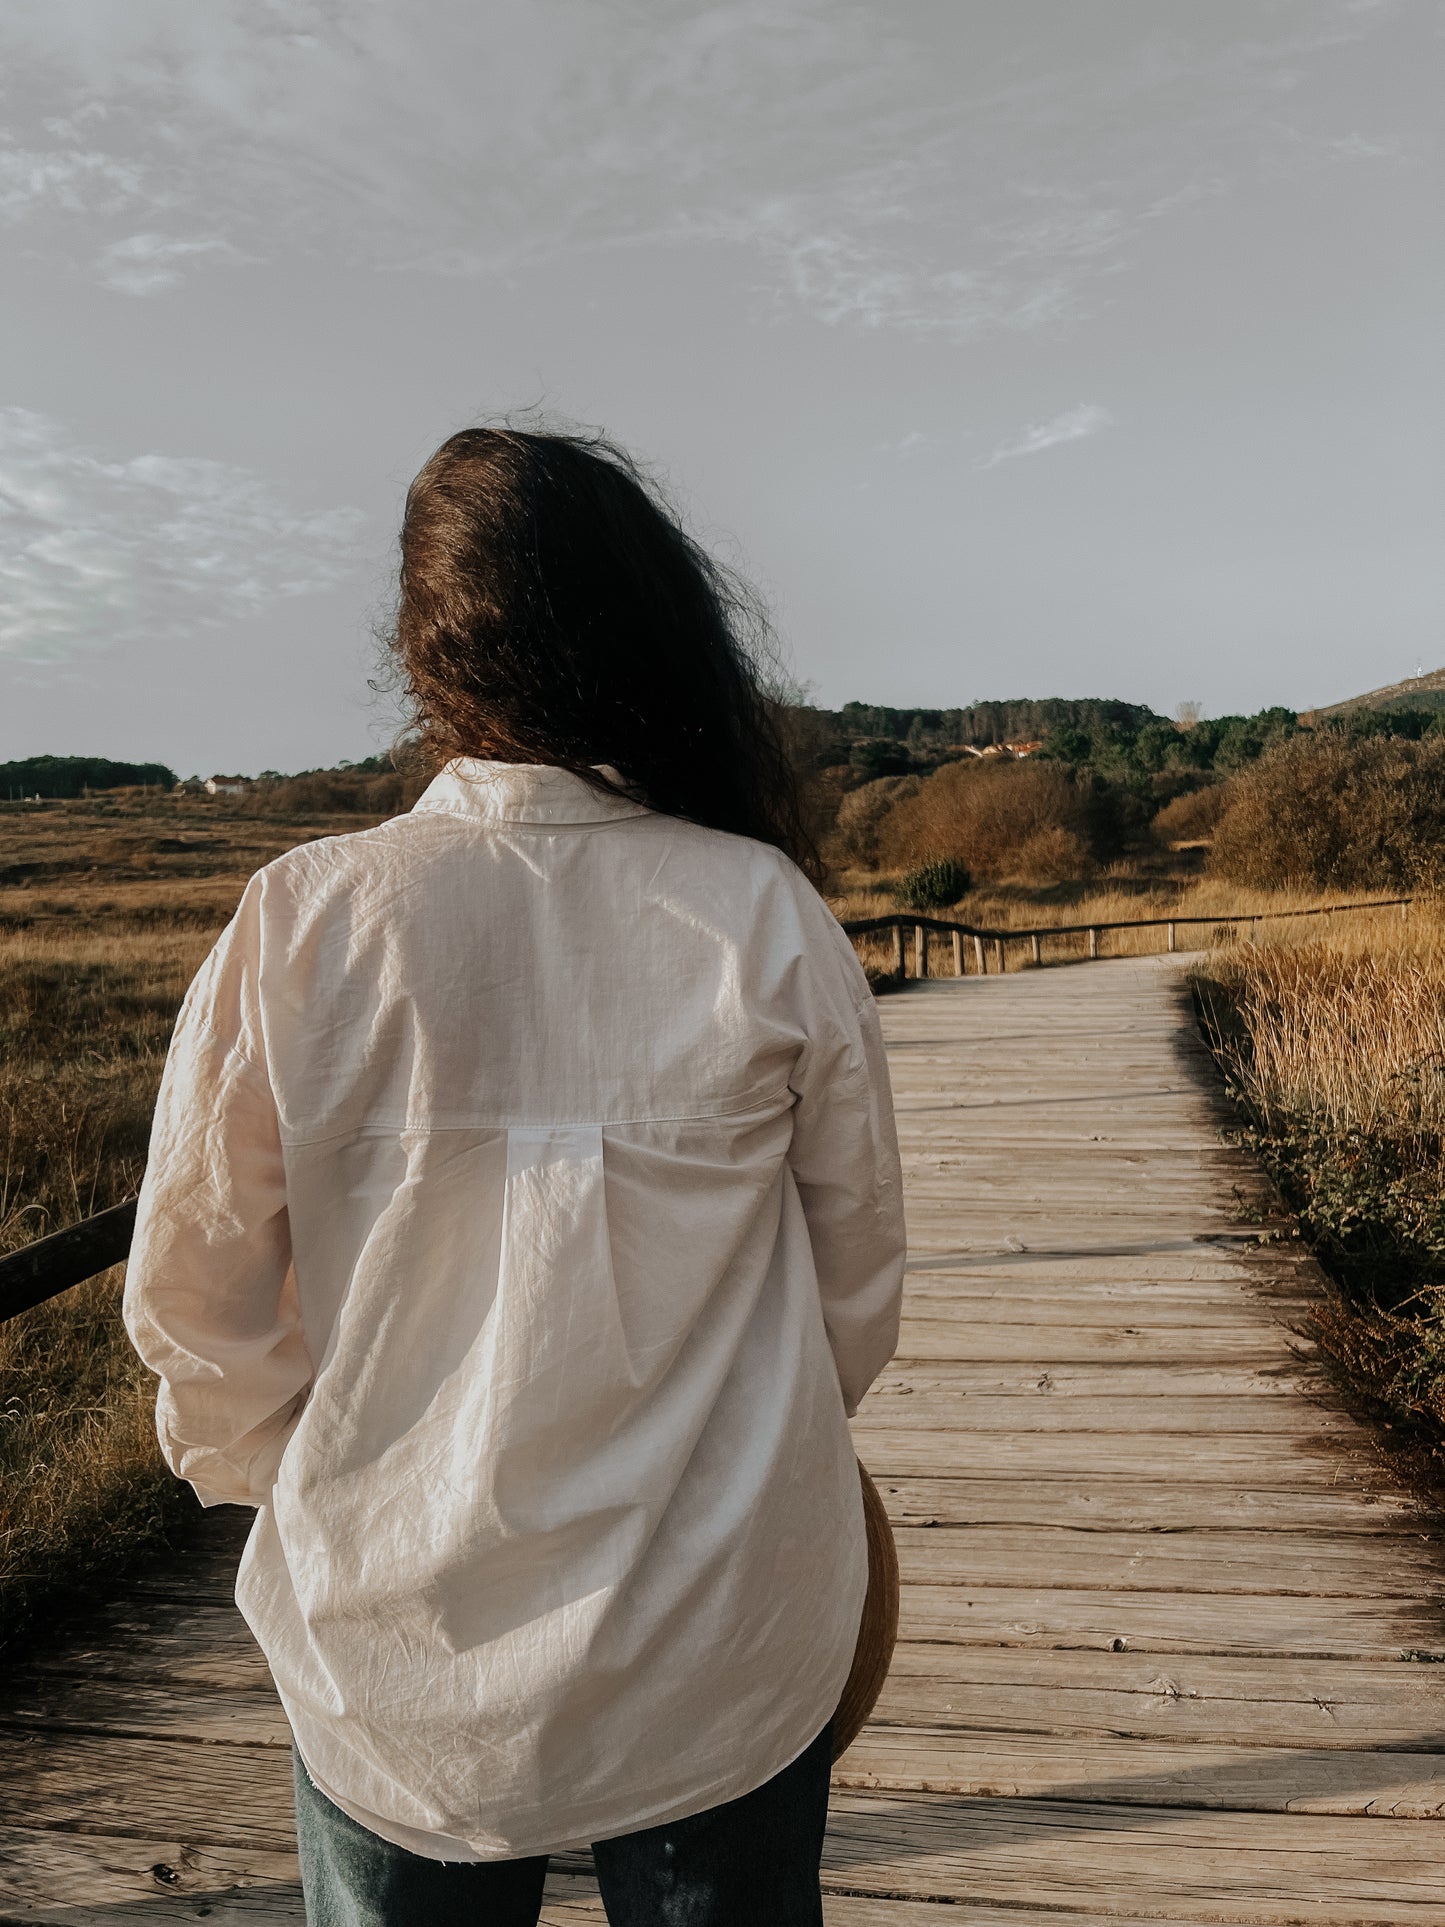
top-left (957, 741), bottom-right (1043, 760)
top-left (203, 775), bottom-right (249, 796)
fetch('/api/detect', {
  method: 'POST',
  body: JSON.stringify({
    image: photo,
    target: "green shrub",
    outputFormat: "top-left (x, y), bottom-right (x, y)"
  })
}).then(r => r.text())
top-left (897, 857), bottom-right (971, 910)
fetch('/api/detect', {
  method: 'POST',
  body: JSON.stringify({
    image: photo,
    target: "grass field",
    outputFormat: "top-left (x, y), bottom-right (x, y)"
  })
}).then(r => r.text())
top-left (0, 791), bottom-right (391, 1650)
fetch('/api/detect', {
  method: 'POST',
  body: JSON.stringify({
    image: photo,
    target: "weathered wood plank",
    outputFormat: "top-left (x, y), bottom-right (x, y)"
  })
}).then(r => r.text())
top-left (821, 1788), bottom-right (1445, 1922)
top-left (0, 1824), bottom-right (302, 1923)
top-left (889, 1525), bottom-right (1445, 1597)
top-left (17, 1602), bottom-right (272, 1690)
top-left (832, 1728), bottom-right (1445, 1813)
top-left (3, 1732), bottom-right (297, 1854)
top-left (852, 1429), bottom-right (1367, 1482)
top-left (868, 1475), bottom-right (1412, 1532)
top-left (0, 1678), bottom-right (287, 1747)
top-left (538, 1870), bottom-right (1238, 1927)
top-left (858, 1394), bottom-right (1345, 1435)
top-left (869, 1362), bottom-right (1317, 1395)
top-left (872, 1644), bottom-right (1445, 1747)
top-left (888, 1323), bottom-right (1314, 1362)
top-left (24, 1646), bottom-right (1438, 1760)
top-left (893, 1581), bottom-right (1445, 1658)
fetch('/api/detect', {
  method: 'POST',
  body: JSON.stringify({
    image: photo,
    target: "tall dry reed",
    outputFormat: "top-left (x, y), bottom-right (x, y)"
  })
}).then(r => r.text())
top-left (1195, 907), bottom-right (1445, 1457)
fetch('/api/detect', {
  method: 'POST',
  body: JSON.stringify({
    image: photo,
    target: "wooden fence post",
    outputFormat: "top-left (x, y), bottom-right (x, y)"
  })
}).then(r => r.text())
top-left (952, 930), bottom-right (964, 976)
top-left (1088, 927), bottom-right (1099, 961)
top-left (1030, 932), bottom-right (1042, 967)
top-left (914, 924), bottom-right (927, 979)
top-left (892, 923), bottom-right (905, 978)
top-left (1402, 901), bottom-right (1410, 923)
top-left (973, 934), bottom-right (987, 975)
top-left (1167, 921), bottom-right (1176, 954)
top-left (993, 938), bottom-right (1005, 974)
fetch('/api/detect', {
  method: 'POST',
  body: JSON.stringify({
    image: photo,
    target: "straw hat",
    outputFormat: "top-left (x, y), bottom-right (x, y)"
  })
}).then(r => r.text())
top-left (830, 1458), bottom-right (900, 1760)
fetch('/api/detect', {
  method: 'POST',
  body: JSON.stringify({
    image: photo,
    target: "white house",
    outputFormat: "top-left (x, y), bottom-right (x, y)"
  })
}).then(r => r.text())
top-left (203, 776), bottom-right (248, 796)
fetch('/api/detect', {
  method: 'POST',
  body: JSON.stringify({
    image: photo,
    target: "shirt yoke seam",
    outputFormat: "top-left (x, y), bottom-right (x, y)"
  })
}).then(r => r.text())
top-left (277, 1085), bottom-right (796, 1147)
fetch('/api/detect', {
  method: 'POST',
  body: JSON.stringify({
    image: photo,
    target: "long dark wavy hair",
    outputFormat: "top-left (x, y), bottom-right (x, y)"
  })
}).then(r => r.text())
top-left (387, 426), bottom-right (816, 874)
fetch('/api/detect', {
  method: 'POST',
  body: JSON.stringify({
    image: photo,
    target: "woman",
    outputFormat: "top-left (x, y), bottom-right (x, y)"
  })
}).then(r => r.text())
top-left (123, 427), bottom-right (907, 1926)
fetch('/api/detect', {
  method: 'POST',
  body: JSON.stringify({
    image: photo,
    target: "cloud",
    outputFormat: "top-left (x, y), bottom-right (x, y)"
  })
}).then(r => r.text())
top-left (0, 0), bottom-right (1418, 334)
top-left (0, 406), bottom-right (365, 661)
top-left (981, 403), bottom-right (1114, 470)
top-left (0, 143), bottom-right (150, 222)
top-left (96, 229), bottom-right (243, 294)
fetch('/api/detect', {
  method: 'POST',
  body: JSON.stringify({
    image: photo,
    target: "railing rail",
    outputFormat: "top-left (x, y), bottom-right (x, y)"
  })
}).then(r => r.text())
top-left (842, 893), bottom-right (1415, 980)
top-left (0, 892), bottom-right (1419, 1326)
top-left (0, 1198), bottom-right (136, 1326)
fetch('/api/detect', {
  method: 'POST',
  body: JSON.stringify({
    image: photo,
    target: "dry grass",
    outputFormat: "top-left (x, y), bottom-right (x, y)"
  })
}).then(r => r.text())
top-left (0, 792), bottom-right (391, 1650)
top-left (1194, 910), bottom-right (1445, 1463)
top-left (1200, 916), bottom-right (1445, 1137)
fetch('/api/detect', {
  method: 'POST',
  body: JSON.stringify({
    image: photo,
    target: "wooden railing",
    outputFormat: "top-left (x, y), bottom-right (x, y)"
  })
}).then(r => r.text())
top-left (0, 1198), bottom-right (136, 1325)
top-left (841, 894), bottom-right (1415, 980)
top-left (0, 891), bottom-right (1418, 1324)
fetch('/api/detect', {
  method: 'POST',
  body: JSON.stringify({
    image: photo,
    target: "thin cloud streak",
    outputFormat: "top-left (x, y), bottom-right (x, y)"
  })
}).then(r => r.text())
top-left (0, 407), bottom-right (365, 661)
top-left (980, 403), bottom-right (1114, 469)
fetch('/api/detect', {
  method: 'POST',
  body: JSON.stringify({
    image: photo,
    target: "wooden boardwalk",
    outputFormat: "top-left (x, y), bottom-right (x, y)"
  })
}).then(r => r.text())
top-left (5, 954), bottom-right (1445, 1922)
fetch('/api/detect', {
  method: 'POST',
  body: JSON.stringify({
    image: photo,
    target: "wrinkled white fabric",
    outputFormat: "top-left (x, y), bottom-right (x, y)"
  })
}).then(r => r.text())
top-left (122, 758), bottom-right (906, 1861)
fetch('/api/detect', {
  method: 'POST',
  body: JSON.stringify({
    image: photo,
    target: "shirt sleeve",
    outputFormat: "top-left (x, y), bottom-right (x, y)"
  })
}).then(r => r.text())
top-left (786, 960), bottom-right (907, 1419)
top-left (122, 879), bottom-right (313, 1508)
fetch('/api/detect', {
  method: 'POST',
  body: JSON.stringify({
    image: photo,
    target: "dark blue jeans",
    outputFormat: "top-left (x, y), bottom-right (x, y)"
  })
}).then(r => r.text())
top-left (292, 1723), bottom-right (831, 1926)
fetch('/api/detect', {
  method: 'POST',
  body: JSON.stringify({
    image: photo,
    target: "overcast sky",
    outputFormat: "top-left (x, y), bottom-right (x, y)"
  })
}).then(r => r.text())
top-left (0, 0), bottom-right (1440, 774)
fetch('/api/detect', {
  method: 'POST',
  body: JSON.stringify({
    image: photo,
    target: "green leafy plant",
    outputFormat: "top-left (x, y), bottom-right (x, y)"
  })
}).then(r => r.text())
top-left (897, 857), bottom-right (970, 911)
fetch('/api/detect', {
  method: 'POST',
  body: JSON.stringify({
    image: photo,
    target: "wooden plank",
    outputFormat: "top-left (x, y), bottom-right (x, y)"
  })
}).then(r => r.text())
top-left (867, 1475), bottom-right (1413, 1532)
top-left (22, 1646), bottom-right (1437, 1762)
top-left (0, 1824), bottom-right (301, 1923)
top-left (539, 1872), bottom-right (1238, 1926)
top-left (852, 1430), bottom-right (1368, 1482)
top-left (869, 1363), bottom-right (1317, 1395)
top-left (888, 1525), bottom-right (1445, 1597)
top-left (0, 1678), bottom-right (287, 1747)
top-left (17, 1603), bottom-right (272, 1690)
top-left (832, 1728), bottom-right (1445, 1813)
top-left (820, 1789), bottom-right (1445, 1922)
top-left (871, 1645), bottom-right (1445, 1748)
top-left (888, 1324), bottom-right (1310, 1362)
top-left (895, 1285), bottom-right (1317, 1321)
top-left (855, 1394), bottom-right (1344, 1435)
top-left (893, 1581), bottom-right (1445, 1659)
top-left (3, 1732), bottom-right (295, 1852)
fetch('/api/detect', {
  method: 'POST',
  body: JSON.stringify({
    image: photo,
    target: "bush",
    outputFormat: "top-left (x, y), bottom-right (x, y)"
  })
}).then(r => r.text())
top-left (1152, 783), bottom-right (1229, 846)
top-left (1210, 732), bottom-right (1445, 891)
top-left (1009, 827), bottom-right (1093, 885)
top-left (826, 775), bottom-right (922, 868)
top-left (877, 759), bottom-right (1101, 881)
top-left (897, 857), bottom-right (971, 910)
top-left (256, 770), bottom-right (407, 816)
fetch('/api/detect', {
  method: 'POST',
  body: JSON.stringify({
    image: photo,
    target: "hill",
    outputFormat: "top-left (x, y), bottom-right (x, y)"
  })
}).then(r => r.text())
top-left (1306, 667), bottom-right (1445, 720)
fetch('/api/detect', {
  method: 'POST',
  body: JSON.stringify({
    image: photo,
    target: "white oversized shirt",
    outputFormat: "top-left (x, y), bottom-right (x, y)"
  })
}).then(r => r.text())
top-left (122, 758), bottom-right (906, 1861)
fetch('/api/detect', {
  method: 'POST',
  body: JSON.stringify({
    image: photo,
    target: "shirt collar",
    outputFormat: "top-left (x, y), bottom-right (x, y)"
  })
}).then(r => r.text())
top-left (411, 758), bottom-right (653, 826)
